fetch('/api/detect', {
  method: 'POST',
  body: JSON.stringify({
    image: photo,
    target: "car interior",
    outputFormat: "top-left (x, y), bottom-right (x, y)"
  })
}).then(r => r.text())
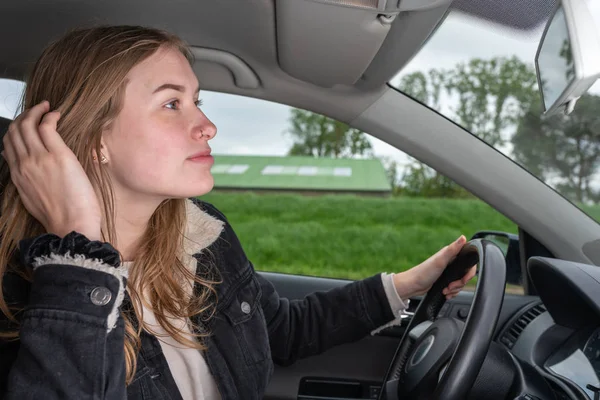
top-left (3, 0), bottom-right (600, 399)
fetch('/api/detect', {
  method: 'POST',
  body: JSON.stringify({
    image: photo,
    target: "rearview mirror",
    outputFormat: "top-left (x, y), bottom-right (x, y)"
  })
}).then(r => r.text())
top-left (535, 0), bottom-right (600, 115)
top-left (471, 231), bottom-right (521, 286)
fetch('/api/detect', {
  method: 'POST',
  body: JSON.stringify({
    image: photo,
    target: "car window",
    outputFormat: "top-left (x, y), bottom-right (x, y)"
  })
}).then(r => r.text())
top-left (199, 91), bottom-right (523, 294)
top-left (0, 78), bottom-right (24, 119)
top-left (0, 82), bottom-right (524, 294)
top-left (389, 2), bottom-right (600, 226)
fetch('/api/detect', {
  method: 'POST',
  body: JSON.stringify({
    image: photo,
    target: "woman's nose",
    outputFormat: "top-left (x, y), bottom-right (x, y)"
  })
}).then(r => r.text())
top-left (193, 113), bottom-right (217, 140)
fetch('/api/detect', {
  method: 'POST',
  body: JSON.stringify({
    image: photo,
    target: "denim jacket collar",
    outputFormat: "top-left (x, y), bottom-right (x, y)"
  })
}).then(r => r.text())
top-left (182, 198), bottom-right (224, 261)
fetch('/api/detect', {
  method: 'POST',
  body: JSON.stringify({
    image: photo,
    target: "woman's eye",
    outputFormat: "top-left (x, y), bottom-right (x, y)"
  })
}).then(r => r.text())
top-left (195, 99), bottom-right (204, 109)
top-left (165, 100), bottom-right (180, 110)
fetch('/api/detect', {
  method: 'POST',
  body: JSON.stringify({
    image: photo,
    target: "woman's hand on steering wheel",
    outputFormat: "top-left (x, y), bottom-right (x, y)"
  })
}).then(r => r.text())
top-left (393, 235), bottom-right (477, 301)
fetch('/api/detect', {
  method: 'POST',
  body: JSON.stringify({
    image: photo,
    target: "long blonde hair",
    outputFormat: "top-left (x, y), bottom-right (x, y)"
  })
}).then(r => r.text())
top-left (0, 26), bottom-right (218, 384)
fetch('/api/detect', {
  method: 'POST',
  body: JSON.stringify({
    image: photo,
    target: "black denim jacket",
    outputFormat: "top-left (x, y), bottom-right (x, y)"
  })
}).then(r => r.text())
top-left (0, 200), bottom-right (395, 399)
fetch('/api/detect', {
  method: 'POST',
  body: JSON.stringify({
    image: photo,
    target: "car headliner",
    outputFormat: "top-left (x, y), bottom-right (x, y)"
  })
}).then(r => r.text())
top-left (0, 0), bottom-right (557, 121)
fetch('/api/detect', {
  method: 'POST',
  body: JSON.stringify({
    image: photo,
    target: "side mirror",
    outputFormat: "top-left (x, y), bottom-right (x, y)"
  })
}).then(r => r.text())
top-left (471, 231), bottom-right (521, 286)
top-left (535, 0), bottom-right (600, 115)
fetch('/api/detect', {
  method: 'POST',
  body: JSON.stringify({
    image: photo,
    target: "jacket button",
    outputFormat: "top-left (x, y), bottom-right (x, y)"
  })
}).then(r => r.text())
top-left (241, 301), bottom-right (251, 314)
top-left (90, 287), bottom-right (112, 306)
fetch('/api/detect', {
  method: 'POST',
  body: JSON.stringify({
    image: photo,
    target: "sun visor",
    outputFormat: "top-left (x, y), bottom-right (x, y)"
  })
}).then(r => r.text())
top-left (275, 0), bottom-right (395, 87)
top-left (276, 0), bottom-right (453, 87)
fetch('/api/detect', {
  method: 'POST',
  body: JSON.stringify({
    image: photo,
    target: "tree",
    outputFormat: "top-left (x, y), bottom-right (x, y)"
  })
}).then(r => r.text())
top-left (400, 162), bottom-right (473, 198)
top-left (446, 56), bottom-right (538, 146)
top-left (396, 56), bottom-right (539, 197)
top-left (396, 69), bottom-right (464, 197)
top-left (398, 69), bottom-right (446, 109)
top-left (379, 156), bottom-right (402, 194)
top-left (286, 109), bottom-right (373, 158)
top-left (512, 94), bottom-right (600, 204)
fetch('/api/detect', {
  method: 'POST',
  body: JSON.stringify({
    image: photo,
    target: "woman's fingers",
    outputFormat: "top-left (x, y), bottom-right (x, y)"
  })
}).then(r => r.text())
top-left (38, 111), bottom-right (65, 153)
top-left (445, 280), bottom-right (464, 292)
top-left (4, 101), bottom-right (52, 160)
top-left (442, 264), bottom-right (478, 293)
top-left (2, 138), bottom-right (17, 170)
top-left (445, 284), bottom-right (464, 299)
top-left (462, 265), bottom-right (477, 284)
top-left (19, 101), bottom-right (53, 154)
top-left (443, 286), bottom-right (463, 296)
top-left (6, 120), bottom-right (28, 160)
top-left (442, 265), bottom-right (479, 299)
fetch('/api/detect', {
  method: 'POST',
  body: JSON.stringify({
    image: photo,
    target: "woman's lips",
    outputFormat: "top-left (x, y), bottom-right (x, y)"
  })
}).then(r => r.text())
top-left (188, 149), bottom-right (213, 164)
top-left (188, 154), bottom-right (214, 164)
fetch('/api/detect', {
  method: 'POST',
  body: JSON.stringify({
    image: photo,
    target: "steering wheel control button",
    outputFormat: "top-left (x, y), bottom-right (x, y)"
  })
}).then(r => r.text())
top-left (368, 385), bottom-right (381, 399)
top-left (457, 306), bottom-right (470, 320)
top-left (90, 287), bottom-right (112, 306)
top-left (500, 336), bottom-right (514, 349)
top-left (241, 301), bottom-right (251, 314)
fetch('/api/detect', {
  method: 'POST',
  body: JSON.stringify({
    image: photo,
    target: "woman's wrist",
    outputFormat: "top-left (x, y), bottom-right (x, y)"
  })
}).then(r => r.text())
top-left (47, 221), bottom-right (102, 242)
top-left (392, 270), bottom-right (423, 300)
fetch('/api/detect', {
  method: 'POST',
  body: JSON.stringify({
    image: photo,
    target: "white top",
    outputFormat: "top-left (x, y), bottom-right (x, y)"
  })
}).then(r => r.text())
top-left (138, 291), bottom-right (221, 400)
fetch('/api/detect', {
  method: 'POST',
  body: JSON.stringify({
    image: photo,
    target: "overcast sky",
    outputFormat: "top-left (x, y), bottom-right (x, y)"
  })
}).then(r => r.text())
top-left (2, 1), bottom-right (600, 170)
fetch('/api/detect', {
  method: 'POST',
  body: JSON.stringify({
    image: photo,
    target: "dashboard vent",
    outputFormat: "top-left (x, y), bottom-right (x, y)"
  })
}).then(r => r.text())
top-left (500, 303), bottom-right (546, 349)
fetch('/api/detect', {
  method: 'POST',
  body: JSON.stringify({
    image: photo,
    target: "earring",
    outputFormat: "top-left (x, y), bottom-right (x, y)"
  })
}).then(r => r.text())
top-left (93, 154), bottom-right (108, 164)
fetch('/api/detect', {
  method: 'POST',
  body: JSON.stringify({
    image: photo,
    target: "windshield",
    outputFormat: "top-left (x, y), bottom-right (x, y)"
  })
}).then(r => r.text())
top-left (390, 1), bottom-right (600, 223)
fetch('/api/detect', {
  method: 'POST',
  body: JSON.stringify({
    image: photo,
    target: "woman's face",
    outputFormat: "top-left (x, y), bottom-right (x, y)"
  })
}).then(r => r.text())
top-left (101, 46), bottom-right (217, 202)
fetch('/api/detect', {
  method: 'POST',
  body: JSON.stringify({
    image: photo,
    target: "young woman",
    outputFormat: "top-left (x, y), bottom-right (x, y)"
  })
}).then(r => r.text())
top-left (0, 26), bottom-right (475, 399)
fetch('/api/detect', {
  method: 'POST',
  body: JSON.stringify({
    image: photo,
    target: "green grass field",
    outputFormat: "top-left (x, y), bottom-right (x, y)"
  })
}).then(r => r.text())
top-left (199, 192), bottom-right (600, 294)
top-left (199, 193), bottom-right (522, 277)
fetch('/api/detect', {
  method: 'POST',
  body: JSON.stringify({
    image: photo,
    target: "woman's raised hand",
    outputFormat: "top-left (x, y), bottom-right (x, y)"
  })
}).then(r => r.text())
top-left (2, 101), bottom-right (103, 240)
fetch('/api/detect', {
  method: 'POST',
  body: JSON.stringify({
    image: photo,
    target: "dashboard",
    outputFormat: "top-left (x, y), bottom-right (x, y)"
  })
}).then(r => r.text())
top-left (494, 257), bottom-right (600, 400)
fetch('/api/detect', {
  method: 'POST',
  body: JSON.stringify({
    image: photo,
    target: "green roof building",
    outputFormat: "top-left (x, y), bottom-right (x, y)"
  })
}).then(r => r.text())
top-left (210, 155), bottom-right (391, 196)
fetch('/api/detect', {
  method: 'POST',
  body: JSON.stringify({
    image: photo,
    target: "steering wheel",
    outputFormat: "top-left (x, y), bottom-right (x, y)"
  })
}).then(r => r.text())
top-left (380, 239), bottom-right (506, 400)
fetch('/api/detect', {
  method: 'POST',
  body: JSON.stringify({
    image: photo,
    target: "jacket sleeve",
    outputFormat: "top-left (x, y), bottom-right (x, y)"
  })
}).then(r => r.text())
top-left (197, 200), bottom-right (397, 367)
top-left (0, 231), bottom-right (128, 400)
top-left (257, 269), bottom-right (396, 366)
